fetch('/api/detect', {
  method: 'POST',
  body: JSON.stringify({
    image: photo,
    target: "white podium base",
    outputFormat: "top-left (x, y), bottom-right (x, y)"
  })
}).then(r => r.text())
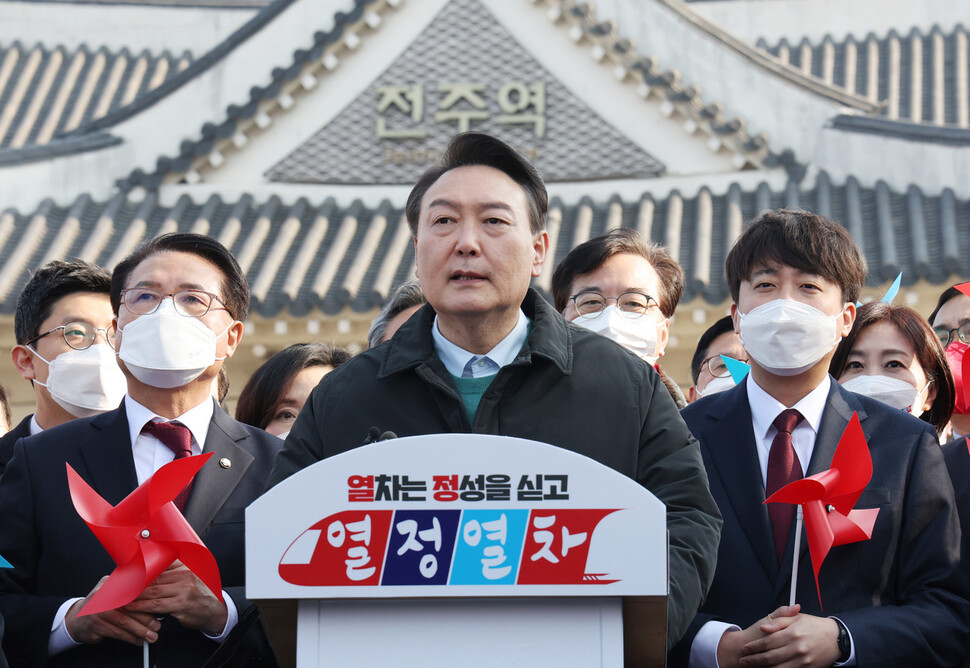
top-left (296, 597), bottom-right (624, 667)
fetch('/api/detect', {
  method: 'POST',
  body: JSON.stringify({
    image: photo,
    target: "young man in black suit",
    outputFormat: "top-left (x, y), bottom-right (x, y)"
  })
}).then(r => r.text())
top-left (0, 260), bottom-right (124, 476)
top-left (671, 210), bottom-right (968, 667)
top-left (0, 234), bottom-right (280, 667)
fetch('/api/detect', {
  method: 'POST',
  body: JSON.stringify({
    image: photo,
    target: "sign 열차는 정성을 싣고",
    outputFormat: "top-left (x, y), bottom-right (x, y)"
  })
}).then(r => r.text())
top-left (246, 433), bottom-right (667, 600)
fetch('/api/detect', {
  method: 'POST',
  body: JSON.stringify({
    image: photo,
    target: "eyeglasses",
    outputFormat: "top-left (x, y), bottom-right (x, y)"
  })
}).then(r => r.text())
top-left (121, 288), bottom-right (229, 318)
top-left (701, 354), bottom-right (749, 378)
top-left (934, 322), bottom-right (970, 348)
top-left (569, 291), bottom-right (658, 318)
top-left (26, 321), bottom-right (116, 351)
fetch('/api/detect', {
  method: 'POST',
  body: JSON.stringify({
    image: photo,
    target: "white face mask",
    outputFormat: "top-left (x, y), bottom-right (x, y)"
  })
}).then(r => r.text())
top-left (841, 374), bottom-right (929, 413)
top-left (738, 299), bottom-right (843, 376)
top-left (118, 299), bottom-right (230, 389)
top-left (276, 431), bottom-right (290, 440)
top-left (696, 374), bottom-right (737, 398)
top-left (32, 344), bottom-right (128, 418)
top-left (573, 306), bottom-right (664, 364)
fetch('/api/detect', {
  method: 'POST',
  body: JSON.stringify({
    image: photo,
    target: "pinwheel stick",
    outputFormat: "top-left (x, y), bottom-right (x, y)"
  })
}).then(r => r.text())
top-left (143, 639), bottom-right (149, 668)
top-left (790, 506), bottom-right (803, 606)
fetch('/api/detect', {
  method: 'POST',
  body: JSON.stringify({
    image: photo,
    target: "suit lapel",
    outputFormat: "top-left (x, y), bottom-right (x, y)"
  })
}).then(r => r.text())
top-left (78, 405), bottom-right (139, 505)
top-left (772, 380), bottom-right (869, 601)
top-left (702, 383), bottom-right (779, 582)
top-left (183, 405), bottom-right (254, 534)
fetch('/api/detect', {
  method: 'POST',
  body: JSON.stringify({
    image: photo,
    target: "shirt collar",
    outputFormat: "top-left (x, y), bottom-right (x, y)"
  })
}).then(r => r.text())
top-left (431, 310), bottom-right (530, 377)
top-left (29, 414), bottom-right (42, 436)
top-left (125, 394), bottom-right (214, 452)
top-left (747, 372), bottom-right (831, 440)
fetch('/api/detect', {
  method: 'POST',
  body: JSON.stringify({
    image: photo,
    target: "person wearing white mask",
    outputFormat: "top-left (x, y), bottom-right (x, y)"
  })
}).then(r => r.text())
top-left (671, 210), bottom-right (966, 668)
top-left (689, 316), bottom-right (749, 403)
top-left (2, 260), bottom-right (125, 477)
top-left (830, 301), bottom-right (953, 437)
top-left (552, 228), bottom-right (688, 407)
top-left (0, 234), bottom-right (281, 666)
top-left (832, 301), bottom-right (970, 607)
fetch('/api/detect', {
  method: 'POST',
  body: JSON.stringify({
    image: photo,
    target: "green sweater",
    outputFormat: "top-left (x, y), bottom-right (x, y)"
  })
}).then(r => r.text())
top-left (450, 373), bottom-right (495, 426)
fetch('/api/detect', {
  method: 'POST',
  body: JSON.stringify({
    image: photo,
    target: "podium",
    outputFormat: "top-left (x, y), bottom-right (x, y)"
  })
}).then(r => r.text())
top-left (247, 434), bottom-right (668, 667)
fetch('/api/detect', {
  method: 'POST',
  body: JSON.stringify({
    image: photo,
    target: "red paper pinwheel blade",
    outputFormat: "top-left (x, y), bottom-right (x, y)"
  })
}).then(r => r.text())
top-left (147, 453), bottom-right (213, 515)
top-left (955, 282), bottom-right (970, 299)
top-left (66, 464), bottom-right (115, 527)
top-left (79, 566), bottom-right (144, 617)
top-left (145, 504), bottom-right (222, 599)
top-left (834, 507), bottom-right (879, 545)
top-left (77, 540), bottom-right (180, 617)
top-left (765, 478), bottom-right (824, 505)
top-left (175, 542), bottom-right (224, 602)
top-left (826, 413), bottom-right (871, 512)
top-left (67, 465), bottom-right (142, 565)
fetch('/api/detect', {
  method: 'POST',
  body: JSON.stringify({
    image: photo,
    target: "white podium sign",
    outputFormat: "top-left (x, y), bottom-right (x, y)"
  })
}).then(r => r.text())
top-left (247, 434), bottom-right (668, 667)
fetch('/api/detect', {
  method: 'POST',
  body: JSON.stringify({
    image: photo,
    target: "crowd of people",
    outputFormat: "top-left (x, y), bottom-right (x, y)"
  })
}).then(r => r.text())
top-left (0, 131), bottom-right (966, 666)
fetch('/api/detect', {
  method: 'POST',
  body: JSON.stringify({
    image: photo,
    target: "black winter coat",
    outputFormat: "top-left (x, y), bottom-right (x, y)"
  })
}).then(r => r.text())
top-left (269, 289), bottom-right (722, 648)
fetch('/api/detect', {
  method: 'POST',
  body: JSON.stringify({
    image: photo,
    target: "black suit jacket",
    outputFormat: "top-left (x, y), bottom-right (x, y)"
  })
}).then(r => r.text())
top-left (944, 437), bottom-right (970, 565)
top-left (670, 379), bottom-right (969, 667)
top-left (0, 401), bottom-right (281, 667)
top-left (0, 415), bottom-right (32, 479)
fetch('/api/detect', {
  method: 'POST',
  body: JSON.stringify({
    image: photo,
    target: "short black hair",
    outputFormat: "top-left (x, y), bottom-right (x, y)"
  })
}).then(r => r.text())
top-left (15, 259), bottom-right (112, 345)
top-left (110, 233), bottom-right (250, 321)
top-left (367, 279), bottom-right (426, 349)
top-left (551, 228), bottom-right (684, 318)
top-left (725, 209), bottom-right (867, 304)
top-left (928, 285), bottom-right (966, 326)
top-left (405, 132), bottom-right (548, 236)
top-left (235, 343), bottom-right (351, 430)
top-left (690, 316), bottom-right (737, 385)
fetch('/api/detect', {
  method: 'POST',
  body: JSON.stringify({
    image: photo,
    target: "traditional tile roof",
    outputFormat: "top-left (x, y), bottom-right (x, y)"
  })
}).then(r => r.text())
top-left (1, 174), bottom-right (967, 317)
top-left (112, 0), bottom-right (387, 191)
top-left (2, 0), bottom-right (268, 7)
top-left (118, 0), bottom-right (822, 192)
top-left (758, 25), bottom-right (970, 127)
top-left (0, 41), bottom-right (191, 151)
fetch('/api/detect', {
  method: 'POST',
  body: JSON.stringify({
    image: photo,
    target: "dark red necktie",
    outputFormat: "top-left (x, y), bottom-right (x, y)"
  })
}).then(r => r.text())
top-left (766, 408), bottom-right (804, 561)
top-left (142, 421), bottom-right (195, 512)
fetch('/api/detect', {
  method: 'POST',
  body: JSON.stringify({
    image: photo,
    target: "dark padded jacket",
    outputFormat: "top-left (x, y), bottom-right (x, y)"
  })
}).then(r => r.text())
top-left (269, 289), bottom-right (722, 648)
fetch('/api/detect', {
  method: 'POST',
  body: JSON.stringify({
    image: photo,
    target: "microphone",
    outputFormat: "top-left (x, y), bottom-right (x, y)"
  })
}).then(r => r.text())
top-left (364, 427), bottom-right (398, 444)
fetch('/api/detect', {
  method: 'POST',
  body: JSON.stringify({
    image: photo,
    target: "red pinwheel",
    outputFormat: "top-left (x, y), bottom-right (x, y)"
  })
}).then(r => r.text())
top-left (67, 453), bottom-right (223, 617)
top-left (765, 412), bottom-right (879, 608)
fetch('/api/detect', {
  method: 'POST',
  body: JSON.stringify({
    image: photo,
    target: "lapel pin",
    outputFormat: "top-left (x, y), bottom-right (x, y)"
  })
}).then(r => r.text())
top-left (219, 458), bottom-right (232, 469)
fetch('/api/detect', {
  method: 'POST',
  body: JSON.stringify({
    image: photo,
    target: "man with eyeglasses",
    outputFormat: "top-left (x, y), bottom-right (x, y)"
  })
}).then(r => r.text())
top-left (0, 260), bottom-right (125, 478)
top-left (929, 284), bottom-right (970, 439)
top-left (929, 287), bottom-right (970, 643)
top-left (0, 234), bottom-right (280, 666)
top-left (551, 227), bottom-right (689, 407)
top-left (688, 316), bottom-right (748, 403)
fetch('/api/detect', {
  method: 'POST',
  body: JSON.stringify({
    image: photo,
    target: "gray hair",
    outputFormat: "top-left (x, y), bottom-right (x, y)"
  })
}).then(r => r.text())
top-left (367, 279), bottom-right (427, 348)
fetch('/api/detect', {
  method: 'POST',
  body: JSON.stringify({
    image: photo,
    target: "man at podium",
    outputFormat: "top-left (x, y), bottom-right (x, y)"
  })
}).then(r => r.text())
top-left (269, 132), bottom-right (722, 649)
